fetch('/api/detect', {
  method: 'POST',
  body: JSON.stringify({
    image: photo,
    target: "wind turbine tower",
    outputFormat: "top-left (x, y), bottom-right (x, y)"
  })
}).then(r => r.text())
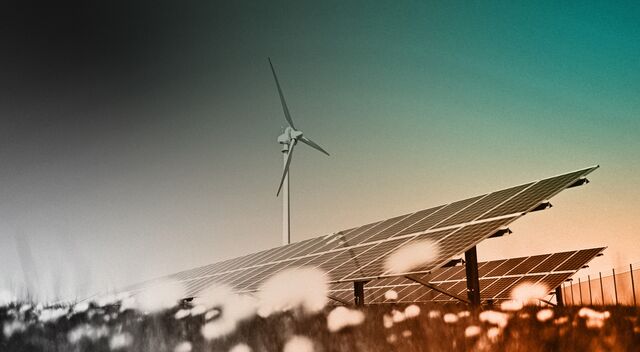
top-left (269, 58), bottom-right (330, 245)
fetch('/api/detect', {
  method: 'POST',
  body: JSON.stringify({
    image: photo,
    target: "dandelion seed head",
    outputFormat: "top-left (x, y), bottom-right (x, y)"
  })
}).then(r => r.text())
top-left (536, 309), bottom-right (554, 322)
top-left (427, 310), bottom-right (441, 319)
top-left (174, 341), bottom-right (192, 352)
top-left (229, 343), bottom-right (252, 352)
top-left (404, 305), bottom-right (421, 318)
top-left (327, 306), bottom-right (365, 332)
top-left (500, 300), bottom-right (524, 312)
top-left (257, 267), bottom-right (328, 317)
top-left (135, 281), bottom-right (185, 313)
top-left (510, 282), bottom-right (548, 305)
top-left (283, 335), bottom-right (314, 352)
top-left (465, 325), bottom-right (482, 338)
top-left (479, 310), bottom-right (509, 328)
top-left (458, 310), bottom-right (471, 318)
top-left (109, 332), bottom-right (133, 350)
top-left (384, 240), bottom-right (440, 274)
top-left (73, 302), bottom-right (90, 314)
top-left (392, 309), bottom-right (406, 323)
top-left (384, 290), bottom-right (398, 300)
top-left (174, 309), bottom-right (190, 320)
top-left (444, 313), bottom-right (459, 323)
top-left (486, 327), bottom-right (501, 342)
top-left (3, 320), bottom-right (26, 338)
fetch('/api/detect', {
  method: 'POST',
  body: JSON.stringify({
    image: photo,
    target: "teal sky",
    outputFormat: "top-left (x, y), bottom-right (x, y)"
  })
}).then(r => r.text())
top-left (0, 1), bottom-right (639, 300)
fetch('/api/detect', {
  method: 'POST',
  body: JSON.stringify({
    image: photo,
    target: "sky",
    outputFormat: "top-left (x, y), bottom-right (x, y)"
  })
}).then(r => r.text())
top-left (0, 1), bottom-right (639, 301)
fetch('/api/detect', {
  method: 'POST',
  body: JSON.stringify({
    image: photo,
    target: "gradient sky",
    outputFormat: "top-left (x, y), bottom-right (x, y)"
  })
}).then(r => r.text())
top-left (0, 1), bottom-right (639, 301)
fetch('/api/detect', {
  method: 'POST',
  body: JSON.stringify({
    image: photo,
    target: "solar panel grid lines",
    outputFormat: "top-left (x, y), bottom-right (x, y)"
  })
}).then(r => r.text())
top-left (479, 166), bottom-right (599, 220)
top-left (346, 213), bottom-right (417, 245)
top-left (397, 195), bottom-right (487, 236)
top-left (396, 217), bottom-right (517, 277)
top-left (555, 248), bottom-right (603, 271)
top-left (265, 237), bottom-right (321, 262)
top-left (336, 236), bottom-right (419, 281)
top-left (437, 182), bottom-right (535, 228)
top-left (124, 167), bottom-right (600, 300)
top-left (360, 206), bottom-right (446, 244)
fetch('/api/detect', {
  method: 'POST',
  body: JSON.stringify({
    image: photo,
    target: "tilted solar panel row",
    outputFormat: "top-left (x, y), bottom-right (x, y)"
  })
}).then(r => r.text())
top-left (121, 166), bottom-right (598, 298)
top-left (327, 247), bottom-right (604, 304)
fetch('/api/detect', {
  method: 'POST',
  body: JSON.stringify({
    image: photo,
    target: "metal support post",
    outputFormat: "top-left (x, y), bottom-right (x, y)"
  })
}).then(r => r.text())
top-left (631, 264), bottom-right (637, 306)
top-left (464, 246), bottom-right (481, 307)
top-left (613, 268), bottom-right (618, 305)
top-left (354, 281), bottom-right (365, 306)
top-left (570, 281), bottom-right (575, 306)
top-left (599, 272), bottom-right (605, 305)
top-left (587, 275), bottom-right (593, 306)
top-left (555, 286), bottom-right (564, 307)
top-left (578, 277), bottom-right (583, 305)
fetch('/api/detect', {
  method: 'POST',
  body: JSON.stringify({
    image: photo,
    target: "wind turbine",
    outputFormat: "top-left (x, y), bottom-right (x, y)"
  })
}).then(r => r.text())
top-left (268, 58), bottom-right (330, 245)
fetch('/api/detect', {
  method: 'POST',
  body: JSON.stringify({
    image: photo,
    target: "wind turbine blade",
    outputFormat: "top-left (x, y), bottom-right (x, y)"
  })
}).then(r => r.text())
top-left (300, 136), bottom-right (330, 156)
top-left (277, 141), bottom-right (296, 196)
top-left (268, 58), bottom-right (296, 129)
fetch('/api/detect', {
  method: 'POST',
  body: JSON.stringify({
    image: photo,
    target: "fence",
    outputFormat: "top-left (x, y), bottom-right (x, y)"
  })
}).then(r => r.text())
top-left (561, 262), bottom-right (640, 306)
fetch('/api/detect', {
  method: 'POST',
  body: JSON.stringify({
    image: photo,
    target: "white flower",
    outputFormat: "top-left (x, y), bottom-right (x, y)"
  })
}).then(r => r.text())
top-left (327, 306), bottom-right (365, 332)
top-left (384, 240), bottom-right (440, 274)
top-left (257, 267), bottom-right (328, 317)
top-left (229, 343), bottom-right (252, 352)
top-left (465, 325), bottom-right (482, 338)
top-left (67, 324), bottom-right (109, 344)
top-left (135, 281), bottom-right (185, 313)
top-left (479, 310), bottom-right (509, 328)
top-left (443, 313), bottom-right (459, 324)
top-left (174, 341), bottom-right (192, 352)
top-left (73, 302), bottom-right (90, 314)
top-left (427, 310), bottom-right (441, 319)
top-left (196, 283), bottom-right (257, 341)
top-left (486, 327), bottom-right (501, 342)
top-left (384, 290), bottom-right (398, 300)
top-left (392, 309), bottom-right (406, 323)
top-left (500, 300), bottom-right (523, 312)
top-left (510, 282), bottom-right (548, 305)
top-left (458, 310), bottom-right (471, 318)
top-left (109, 332), bottom-right (133, 350)
top-left (174, 309), bottom-right (190, 320)
top-left (404, 305), bottom-right (421, 319)
top-left (3, 321), bottom-right (26, 338)
top-left (283, 335), bottom-right (314, 352)
top-left (536, 309), bottom-right (554, 322)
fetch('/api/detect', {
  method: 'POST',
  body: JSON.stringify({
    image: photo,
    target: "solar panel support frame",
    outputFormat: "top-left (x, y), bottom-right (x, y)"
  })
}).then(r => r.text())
top-left (465, 246), bottom-right (481, 307)
top-left (405, 274), bottom-right (470, 304)
top-left (328, 294), bottom-right (350, 306)
top-left (555, 286), bottom-right (564, 307)
top-left (354, 281), bottom-right (366, 306)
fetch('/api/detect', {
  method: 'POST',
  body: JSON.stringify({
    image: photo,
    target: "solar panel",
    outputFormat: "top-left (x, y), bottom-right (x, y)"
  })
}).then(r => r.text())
top-left (342, 247), bottom-right (605, 304)
top-left (119, 166), bottom-right (599, 300)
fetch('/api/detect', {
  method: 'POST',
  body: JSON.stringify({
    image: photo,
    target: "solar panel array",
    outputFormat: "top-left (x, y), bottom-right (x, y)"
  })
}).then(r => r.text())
top-left (121, 166), bottom-right (599, 299)
top-left (327, 247), bottom-right (605, 304)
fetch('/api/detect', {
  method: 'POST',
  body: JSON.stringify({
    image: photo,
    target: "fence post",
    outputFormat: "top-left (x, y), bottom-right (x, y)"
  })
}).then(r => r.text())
top-left (613, 268), bottom-right (618, 305)
top-left (570, 280), bottom-right (575, 306)
top-left (599, 272), bottom-right (605, 305)
top-left (631, 264), bottom-right (637, 307)
top-left (587, 275), bottom-right (593, 306)
top-left (578, 278), bottom-right (583, 305)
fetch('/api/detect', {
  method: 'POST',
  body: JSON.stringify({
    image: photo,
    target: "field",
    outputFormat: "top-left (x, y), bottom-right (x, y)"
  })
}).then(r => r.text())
top-left (2, 299), bottom-right (639, 352)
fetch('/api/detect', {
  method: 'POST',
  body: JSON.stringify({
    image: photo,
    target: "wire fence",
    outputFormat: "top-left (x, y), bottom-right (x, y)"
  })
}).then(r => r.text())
top-left (561, 262), bottom-right (640, 306)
